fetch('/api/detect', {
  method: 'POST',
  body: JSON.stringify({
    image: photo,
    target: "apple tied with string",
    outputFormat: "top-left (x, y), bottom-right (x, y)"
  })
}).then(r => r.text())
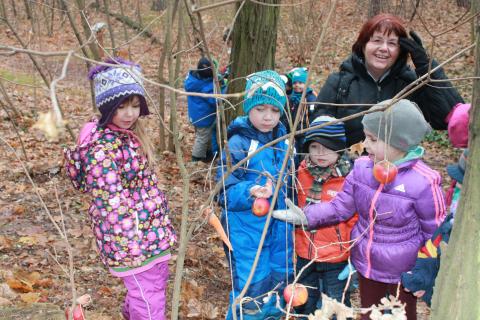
top-left (283, 283), bottom-right (308, 307)
top-left (373, 160), bottom-right (398, 184)
top-left (65, 294), bottom-right (90, 320)
top-left (252, 198), bottom-right (270, 217)
top-left (65, 305), bottom-right (84, 320)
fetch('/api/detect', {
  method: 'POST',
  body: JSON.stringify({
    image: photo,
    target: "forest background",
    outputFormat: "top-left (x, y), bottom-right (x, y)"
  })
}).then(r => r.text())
top-left (0, 0), bottom-right (475, 319)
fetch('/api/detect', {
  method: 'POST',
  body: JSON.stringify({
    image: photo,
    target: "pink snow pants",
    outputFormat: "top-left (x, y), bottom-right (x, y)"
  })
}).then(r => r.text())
top-left (121, 260), bottom-right (169, 320)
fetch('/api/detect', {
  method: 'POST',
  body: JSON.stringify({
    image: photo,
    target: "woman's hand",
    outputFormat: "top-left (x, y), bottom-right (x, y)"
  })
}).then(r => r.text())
top-left (399, 31), bottom-right (429, 69)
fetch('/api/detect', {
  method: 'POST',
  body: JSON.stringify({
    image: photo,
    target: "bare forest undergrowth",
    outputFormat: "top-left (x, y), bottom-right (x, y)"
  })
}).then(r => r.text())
top-left (0, 1), bottom-right (473, 319)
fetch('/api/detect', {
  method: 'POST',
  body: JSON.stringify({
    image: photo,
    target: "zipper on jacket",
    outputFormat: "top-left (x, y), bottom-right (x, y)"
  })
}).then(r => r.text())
top-left (308, 231), bottom-right (316, 259)
top-left (334, 226), bottom-right (344, 251)
top-left (366, 184), bottom-right (383, 278)
top-left (376, 84), bottom-right (381, 102)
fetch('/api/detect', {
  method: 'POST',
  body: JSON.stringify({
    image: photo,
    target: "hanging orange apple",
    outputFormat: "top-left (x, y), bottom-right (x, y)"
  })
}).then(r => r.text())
top-left (65, 305), bottom-right (85, 320)
top-left (252, 198), bottom-right (270, 217)
top-left (373, 160), bottom-right (398, 184)
top-left (283, 283), bottom-right (308, 307)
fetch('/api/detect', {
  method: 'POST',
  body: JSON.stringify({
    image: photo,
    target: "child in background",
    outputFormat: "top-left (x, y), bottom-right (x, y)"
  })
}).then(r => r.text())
top-left (445, 103), bottom-right (470, 149)
top-left (64, 58), bottom-right (176, 319)
top-left (289, 68), bottom-right (317, 123)
top-left (185, 57), bottom-right (220, 162)
top-left (283, 68), bottom-right (317, 131)
top-left (401, 148), bottom-right (467, 306)
top-left (401, 103), bottom-right (471, 306)
top-left (282, 67), bottom-right (317, 159)
top-left (216, 70), bottom-right (294, 320)
top-left (275, 99), bottom-right (445, 320)
top-left (294, 116), bottom-right (357, 316)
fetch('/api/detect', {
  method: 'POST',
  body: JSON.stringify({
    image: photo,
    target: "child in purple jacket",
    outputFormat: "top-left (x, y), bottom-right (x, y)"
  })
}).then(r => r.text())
top-left (274, 99), bottom-right (446, 319)
top-left (64, 58), bottom-right (176, 319)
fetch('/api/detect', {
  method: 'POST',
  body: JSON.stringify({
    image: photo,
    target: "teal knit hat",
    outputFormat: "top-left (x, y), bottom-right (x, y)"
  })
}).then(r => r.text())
top-left (243, 70), bottom-right (286, 115)
top-left (291, 67), bottom-right (308, 84)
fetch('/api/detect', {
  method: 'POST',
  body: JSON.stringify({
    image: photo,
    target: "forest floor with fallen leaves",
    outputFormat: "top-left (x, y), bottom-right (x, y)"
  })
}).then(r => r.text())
top-left (0, 1), bottom-right (473, 319)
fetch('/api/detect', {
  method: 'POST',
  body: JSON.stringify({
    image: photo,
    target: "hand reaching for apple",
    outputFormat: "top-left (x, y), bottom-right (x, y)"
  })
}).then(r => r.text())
top-left (272, 199), bottom-right (308, 226)
top-left (250, 178), bottom-right (273, 199)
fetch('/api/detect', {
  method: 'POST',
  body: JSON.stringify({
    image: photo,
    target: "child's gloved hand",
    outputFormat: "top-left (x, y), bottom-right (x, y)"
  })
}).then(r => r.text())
top-left (272, 199), bottom-right (307, 225)
top-left (250, 179), bottom-right (273, 198)
top-left (401, 258), bottom-right (438, 306)
top-left (338, 263), bottom-right (356, 281)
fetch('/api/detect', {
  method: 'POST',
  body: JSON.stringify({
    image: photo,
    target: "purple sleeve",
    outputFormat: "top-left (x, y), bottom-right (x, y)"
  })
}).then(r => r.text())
top-left (304, 171), bottom-right (357, 229)
top-left (414, 178), bottom-right (446, 242)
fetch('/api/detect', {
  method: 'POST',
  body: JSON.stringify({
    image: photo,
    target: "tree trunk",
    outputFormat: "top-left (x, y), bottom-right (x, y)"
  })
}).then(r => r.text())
top-left (74, 0), bottom-right (101, 61)
top-left (151, 0), bottom-right (167, 11)
top-left (225, 0), bottom-right (280, 124)
top-left (457, 0), bottom-right (471, 8)
top-left (103, 0), bottom-right (116, 56)
top-left (9, 0), bottom-right (16, 17)
top-left (166, 0), bottom-right (179, 152)
top-left (430, 3), bottom-right (480, 317)
top-left (368, 0), bottom-right (382, 18)
top-left (136, 0), bottom-right (143, 27)
top-left (23, 0), bottom-right (31, 19)
top-left (98, 7), bottom-right (159, 43)
top-left (118, 0), bottom-right (131, 60)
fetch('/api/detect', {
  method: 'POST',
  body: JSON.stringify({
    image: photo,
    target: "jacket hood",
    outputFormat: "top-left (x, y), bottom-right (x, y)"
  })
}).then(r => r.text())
top-left (342, 53), bottom-right (410, 82)
top-left (64, 121), bottom-right (100, 192)
top-left (184, 71), bottom-right (214, 92)
top-left (227, 116), bottom-right (287, 144)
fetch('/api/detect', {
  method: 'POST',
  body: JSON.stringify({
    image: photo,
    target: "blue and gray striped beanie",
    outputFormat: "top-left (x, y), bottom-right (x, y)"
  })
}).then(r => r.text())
top-left (243, 70), bottom-right (286, 115)
top-left (304, 116), bottom-right (347, 152)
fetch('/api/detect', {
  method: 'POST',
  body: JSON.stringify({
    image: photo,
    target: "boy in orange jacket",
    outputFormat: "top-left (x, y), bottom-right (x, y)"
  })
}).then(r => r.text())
top-left (294, 116), bottom-right (357, 315)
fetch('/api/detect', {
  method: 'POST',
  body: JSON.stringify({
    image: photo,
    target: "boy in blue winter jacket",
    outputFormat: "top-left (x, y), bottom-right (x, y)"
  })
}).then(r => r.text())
top-left (185, 57), bottom-right (221, 162)
top-left (217, 70), bottom-right (294, 319)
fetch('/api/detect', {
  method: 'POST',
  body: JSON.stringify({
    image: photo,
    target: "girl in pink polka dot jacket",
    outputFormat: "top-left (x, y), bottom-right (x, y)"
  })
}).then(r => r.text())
top-left (64, 58), bottom-right (176, 320)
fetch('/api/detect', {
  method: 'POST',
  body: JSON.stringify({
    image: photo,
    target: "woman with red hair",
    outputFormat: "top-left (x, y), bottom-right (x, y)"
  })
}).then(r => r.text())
top-left (314, 13), bottom-right (463, 147)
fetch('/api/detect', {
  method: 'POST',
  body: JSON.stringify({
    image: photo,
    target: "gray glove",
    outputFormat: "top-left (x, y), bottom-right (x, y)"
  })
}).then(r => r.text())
top-left (272, 199), bottom-right (308, 226)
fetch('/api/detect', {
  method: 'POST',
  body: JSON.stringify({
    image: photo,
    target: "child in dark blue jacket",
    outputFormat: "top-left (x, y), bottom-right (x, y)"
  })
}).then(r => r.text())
top-left (184, 57), bottom-right (219, 162)
top-left (282, 67), bottom-right (317, 159)
top-left (217, 70), bottom-right (294, 319)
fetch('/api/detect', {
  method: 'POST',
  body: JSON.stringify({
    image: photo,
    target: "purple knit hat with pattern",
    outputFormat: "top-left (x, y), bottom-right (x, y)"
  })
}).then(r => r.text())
top-left (88, 58), bottom-right (150, 126)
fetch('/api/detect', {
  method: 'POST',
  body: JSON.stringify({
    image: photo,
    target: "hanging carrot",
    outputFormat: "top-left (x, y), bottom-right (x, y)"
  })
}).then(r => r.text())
top-left (203, 207), bottom-right (233, 251)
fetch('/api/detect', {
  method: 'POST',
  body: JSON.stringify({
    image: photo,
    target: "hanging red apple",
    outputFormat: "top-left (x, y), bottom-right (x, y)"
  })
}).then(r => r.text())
top-left (252, 198), bottom-right (270, 217)
top-left (65, 304), bottom-right (85, 320)
top-left (373, 160), bottom-right (398, 184)
top-left (283, 283), bottom-right (308, 307)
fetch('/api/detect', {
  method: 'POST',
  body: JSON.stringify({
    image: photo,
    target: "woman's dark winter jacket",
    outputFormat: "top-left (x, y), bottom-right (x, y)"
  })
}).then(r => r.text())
top-left (314, 53), bottom-right (464, 146)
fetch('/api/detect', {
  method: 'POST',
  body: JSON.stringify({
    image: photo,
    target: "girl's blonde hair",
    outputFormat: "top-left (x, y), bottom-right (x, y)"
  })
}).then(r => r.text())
top-left (105, 95), bottom-right (156, 165)
top-left (133, 119), bottom-right (156, 165)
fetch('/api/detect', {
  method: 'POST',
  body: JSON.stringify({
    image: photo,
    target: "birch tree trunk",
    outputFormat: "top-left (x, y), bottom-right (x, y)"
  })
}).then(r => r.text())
top-left (430, 2), bottom-right (480, 317)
